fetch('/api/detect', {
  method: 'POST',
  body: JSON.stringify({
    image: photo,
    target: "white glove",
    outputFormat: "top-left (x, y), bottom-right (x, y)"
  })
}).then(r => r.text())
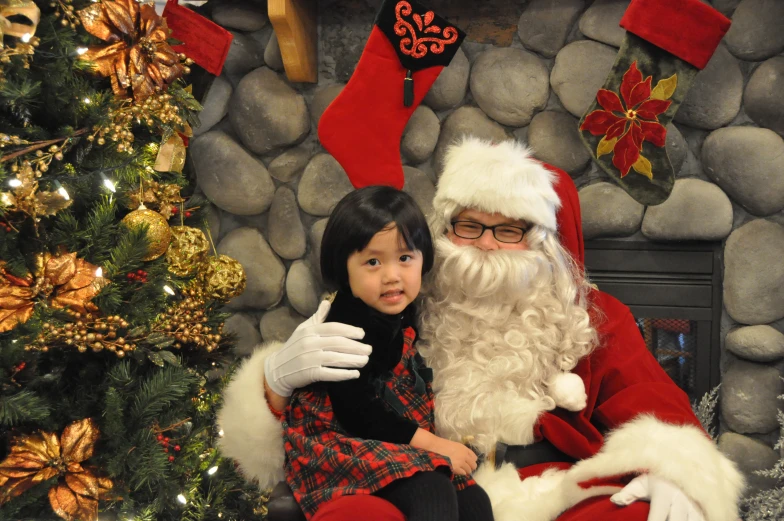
top-left (611, 474), bottom-right (705, 521)
top-left (264, 300), bottom-right (371, 397)
top-left (548, 372), bottom-right (587, 411)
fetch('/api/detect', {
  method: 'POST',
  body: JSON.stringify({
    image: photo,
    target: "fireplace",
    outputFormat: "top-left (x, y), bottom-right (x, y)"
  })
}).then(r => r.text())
top-left (584, 239), bottom-right (723, 401)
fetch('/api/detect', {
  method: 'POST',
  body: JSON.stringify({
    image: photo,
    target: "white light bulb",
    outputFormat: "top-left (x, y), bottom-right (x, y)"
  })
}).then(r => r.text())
top-left (207, 466), bottom-right (218, 475)
top-left (21, 33), bottom-right (31, 43)
top-left (218, 429), bottom-right (224, 437)
top-left (8, 179), bottom-right (22, 187)
top-left (83, 98), bottom-right (91, 104)
top-left (177, 494), bottom-right (187, 505)
top-left (57, 186), bottom-right (70, 201)
top-left (95, 267), bottom-right (103, 278)
top-left (163, 285), bottom-right (175, 296)
top-left (76, 47), bottom-right (88, 55)
top-left (103, 177), bottom-right (116, 192)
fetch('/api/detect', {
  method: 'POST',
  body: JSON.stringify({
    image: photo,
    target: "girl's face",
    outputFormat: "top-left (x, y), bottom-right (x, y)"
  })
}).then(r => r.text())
top-left (347, 225), bottom-right (423, 315)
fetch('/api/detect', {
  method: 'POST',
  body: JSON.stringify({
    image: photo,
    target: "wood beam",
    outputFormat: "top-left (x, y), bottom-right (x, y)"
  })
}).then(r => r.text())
top-left (268, 0), bottom-right (318, 83)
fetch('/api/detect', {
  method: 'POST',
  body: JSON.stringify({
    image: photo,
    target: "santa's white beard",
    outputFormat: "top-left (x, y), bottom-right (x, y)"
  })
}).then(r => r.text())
top-left (418, 236), bottom-right (596, 455)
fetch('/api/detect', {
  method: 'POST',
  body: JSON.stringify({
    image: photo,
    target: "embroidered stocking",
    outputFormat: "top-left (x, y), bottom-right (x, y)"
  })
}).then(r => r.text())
top-left (578, 0), bottom-right (730, 205)
top-left (318, 0), bottom-right (465, 189)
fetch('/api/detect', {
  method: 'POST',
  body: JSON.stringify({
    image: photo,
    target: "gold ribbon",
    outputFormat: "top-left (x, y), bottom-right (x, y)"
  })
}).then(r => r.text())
top-left (154, 133), bottom-right (186, 173)
top-left (0, 0), bottom-right (40, 48)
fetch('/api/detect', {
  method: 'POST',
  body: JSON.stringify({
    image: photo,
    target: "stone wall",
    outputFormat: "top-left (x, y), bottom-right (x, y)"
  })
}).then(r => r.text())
top-left (189, 0), bottom-right (784, 494)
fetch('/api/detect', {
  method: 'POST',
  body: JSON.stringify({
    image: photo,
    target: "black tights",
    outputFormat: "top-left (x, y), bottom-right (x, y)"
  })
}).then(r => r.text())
top-left (374, 471), bottom-right (494, 521)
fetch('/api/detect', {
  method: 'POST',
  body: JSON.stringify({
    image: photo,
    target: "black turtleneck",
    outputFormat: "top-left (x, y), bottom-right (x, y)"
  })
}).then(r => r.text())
top-left (325, 291), bottom-right (420, 444)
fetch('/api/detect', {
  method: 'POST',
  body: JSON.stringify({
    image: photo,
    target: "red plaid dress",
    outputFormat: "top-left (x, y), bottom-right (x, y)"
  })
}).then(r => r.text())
top-left (283, 327), bottom-right (470, 519)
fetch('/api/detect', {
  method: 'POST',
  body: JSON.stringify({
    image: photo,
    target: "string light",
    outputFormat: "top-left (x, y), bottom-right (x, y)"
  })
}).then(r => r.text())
top-left (83, 98), bottom-right (92, 104)
top-left (21, 33), bottom-right (31, 43)
top-left (76, 47), bottom-right (88, 55)
top-left (207, 466), bottom-right (218, 475)
top-left (101, 173), bottom-right (117, 192)
top-left (218, 429), bottom-right (224, 437)
top-left (95, 267), bottom-right (103, 278)
top-left (54, 181), bottom-right (70, 201)
top-left (8, 179), bottom-right (22, 188)
top-left (177, 494), bottom-right (187, 505)
top-left (163, 285), bottom-right (176, 296)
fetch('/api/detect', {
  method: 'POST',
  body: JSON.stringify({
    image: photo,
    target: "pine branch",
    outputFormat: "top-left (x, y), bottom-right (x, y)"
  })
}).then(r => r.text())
top-left (131, 366), bottom-right (198, 427)
top-left (0, 391), bottom-right (51, 427)
top-left (104, 225), bottom-right (150, 279)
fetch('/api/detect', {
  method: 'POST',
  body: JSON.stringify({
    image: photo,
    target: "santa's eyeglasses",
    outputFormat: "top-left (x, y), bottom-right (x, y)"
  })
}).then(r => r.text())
top-left (450, 221), bottom-right (530, 244)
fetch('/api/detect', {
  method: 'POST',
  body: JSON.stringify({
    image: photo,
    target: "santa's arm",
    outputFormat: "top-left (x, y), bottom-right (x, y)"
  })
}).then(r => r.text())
top-left (567, 292), bottom-right (744, 521)
top-left (217, 341), bottom-right (287, 489)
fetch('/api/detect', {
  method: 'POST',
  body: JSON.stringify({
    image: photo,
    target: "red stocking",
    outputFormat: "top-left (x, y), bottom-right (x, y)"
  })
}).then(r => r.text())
top-left (318, 0), bottom-right (465, 189)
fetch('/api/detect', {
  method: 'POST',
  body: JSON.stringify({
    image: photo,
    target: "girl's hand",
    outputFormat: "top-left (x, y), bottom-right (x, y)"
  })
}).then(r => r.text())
top-left (410, 428), bottom-right (478, 476)
top-left (433, 438), bottom-right (478, 476)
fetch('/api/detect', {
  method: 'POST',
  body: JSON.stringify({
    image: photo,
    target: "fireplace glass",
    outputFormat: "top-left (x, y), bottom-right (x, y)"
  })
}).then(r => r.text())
top-left (584, 239), bottom-right (722, 402)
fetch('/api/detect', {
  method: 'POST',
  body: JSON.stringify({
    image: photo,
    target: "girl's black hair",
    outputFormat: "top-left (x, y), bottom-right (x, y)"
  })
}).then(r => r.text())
top-left (320, 186), bottom-right (434, 293)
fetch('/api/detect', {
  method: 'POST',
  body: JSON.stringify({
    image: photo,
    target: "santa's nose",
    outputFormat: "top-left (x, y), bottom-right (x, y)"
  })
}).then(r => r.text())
top-left (473, 229), bottom-right (500, 251)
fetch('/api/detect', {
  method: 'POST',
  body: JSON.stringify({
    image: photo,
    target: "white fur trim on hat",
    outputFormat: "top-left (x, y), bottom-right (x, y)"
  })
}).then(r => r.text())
top-left (434, 137), bottom-right (561, 230)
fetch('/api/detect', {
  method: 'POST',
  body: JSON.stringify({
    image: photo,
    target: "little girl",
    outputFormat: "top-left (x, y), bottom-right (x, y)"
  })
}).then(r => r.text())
top-left (284, 186), bottom-right (494, 521)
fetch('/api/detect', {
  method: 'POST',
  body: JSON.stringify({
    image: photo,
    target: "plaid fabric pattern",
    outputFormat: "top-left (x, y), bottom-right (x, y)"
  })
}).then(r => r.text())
top-left (284, 327), bottom-right (472, 519)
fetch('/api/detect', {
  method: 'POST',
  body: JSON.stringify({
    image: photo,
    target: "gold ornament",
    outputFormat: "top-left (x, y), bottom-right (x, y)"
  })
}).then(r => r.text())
top-left (77, 0), bottom-right (185, 102)
top-left (198, 255), bottom-right (246, 302)
top-left (122, 205), bottom-right (171, 261)
top-left (166, 226), bottom-right (209, 277)
top-left (0, 418), bottom-right (114, 521)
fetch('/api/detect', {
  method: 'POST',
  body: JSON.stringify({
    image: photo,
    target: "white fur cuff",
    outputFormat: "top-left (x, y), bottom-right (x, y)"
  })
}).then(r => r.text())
top-left (217, 341), bottom-right (286, 489)
top-left (568, 415), bottom-right (744, 521)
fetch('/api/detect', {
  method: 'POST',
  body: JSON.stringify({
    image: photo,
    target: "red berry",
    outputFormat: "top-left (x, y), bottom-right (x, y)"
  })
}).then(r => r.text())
top-left (164, 437), bottom-right (169, 442)
top-left (16, 362), bottom-right (26, 371)
top-left (137, 269), bottom-right (144, 275)
top-left (157, 434), bottom-right (163, 441)
top-left (185, 211), bottom-right (192, 218)
top-left (4, 227), bottom-right (10, 233)
top-left (168, 456), bottom-right (175, 462)
top-left (164, 448), bottom-right (168, 453)
top-left (127, 273), bottom-right (134, 279)
top-left (174, 445), bottom-right (181, 452)
top-left (171, 206), bottom-right (178, 214)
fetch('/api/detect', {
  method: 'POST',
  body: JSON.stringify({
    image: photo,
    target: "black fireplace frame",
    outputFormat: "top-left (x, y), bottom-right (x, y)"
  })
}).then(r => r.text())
top-left (584, 239), bottom-right (723, 400)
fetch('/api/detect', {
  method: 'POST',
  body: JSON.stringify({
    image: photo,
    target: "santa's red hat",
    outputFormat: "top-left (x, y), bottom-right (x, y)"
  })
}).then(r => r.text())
top-left (433, 137), bottom-right (562, 232)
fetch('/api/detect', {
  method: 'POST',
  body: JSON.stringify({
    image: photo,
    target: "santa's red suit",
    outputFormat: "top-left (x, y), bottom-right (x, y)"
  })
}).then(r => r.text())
top-left (217, 139), bottom-right (743, 521)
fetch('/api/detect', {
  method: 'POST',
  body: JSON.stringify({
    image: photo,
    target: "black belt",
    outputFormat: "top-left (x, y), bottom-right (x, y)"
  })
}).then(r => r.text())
top-left (492, 440), bottom-right (576, 469)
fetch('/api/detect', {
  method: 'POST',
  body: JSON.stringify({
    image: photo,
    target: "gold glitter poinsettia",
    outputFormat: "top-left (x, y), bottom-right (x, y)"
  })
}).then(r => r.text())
top-left (0, 163), bottom-right (72, 221)
top-left (77, 0), bottom-right (185, 102)
top-left (0, 252), bottom-right (108, 333)
top-left (0, 418), bottom-right (114, 521)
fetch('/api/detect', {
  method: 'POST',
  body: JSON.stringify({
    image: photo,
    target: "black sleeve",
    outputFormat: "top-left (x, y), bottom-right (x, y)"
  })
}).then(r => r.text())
top-left (328, 368), bottom-right (419, 444)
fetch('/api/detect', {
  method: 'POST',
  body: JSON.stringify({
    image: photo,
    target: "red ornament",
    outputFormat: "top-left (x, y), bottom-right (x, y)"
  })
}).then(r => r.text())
top-left (168, 455), bottom-right (175, 462)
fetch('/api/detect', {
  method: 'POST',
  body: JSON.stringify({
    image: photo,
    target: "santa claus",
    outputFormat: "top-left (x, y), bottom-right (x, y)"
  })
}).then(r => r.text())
top-left (218, 138), bottom-right (743, 521)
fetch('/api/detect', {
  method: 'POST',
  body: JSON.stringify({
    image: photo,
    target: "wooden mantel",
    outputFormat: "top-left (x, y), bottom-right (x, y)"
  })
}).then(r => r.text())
top-left (268, 0), bottom-right (318, 83)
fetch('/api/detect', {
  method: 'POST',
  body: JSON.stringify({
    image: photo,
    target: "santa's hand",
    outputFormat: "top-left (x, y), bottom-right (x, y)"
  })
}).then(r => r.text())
top-left (264, 300), bottom-right (371, 397)
top-left (549, 372), bottom-right (587, 411)
top-left (611, 474), bottom-right (705, 521)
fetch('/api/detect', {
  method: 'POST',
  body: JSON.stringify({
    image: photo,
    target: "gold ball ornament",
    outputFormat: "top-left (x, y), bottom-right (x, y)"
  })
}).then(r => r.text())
top-left (198, 255), bottom-right (246, 301)
top-left (166, 226), bottom-right (210, 277)
top-left (122, 205), bottom-right (172, 261)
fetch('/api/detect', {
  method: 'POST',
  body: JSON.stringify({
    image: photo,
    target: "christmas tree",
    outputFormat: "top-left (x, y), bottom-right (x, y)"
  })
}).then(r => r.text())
top-left (0, 1), bottom-right (266, 519)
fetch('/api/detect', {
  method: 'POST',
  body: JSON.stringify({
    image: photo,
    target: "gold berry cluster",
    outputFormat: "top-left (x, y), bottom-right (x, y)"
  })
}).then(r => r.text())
top-left (27, 312), bottom-right (135, 357)
top-left (157, 289), bottom-right (222, 352)
top-left (50, 0), bottom-right (81, 28)
top-left (86, 89), bottom-right (191, 154)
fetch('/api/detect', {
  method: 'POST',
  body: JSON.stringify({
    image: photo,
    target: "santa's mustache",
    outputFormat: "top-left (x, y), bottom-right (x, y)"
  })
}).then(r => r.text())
top-left (432, 236), bottom-right (552, 300)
